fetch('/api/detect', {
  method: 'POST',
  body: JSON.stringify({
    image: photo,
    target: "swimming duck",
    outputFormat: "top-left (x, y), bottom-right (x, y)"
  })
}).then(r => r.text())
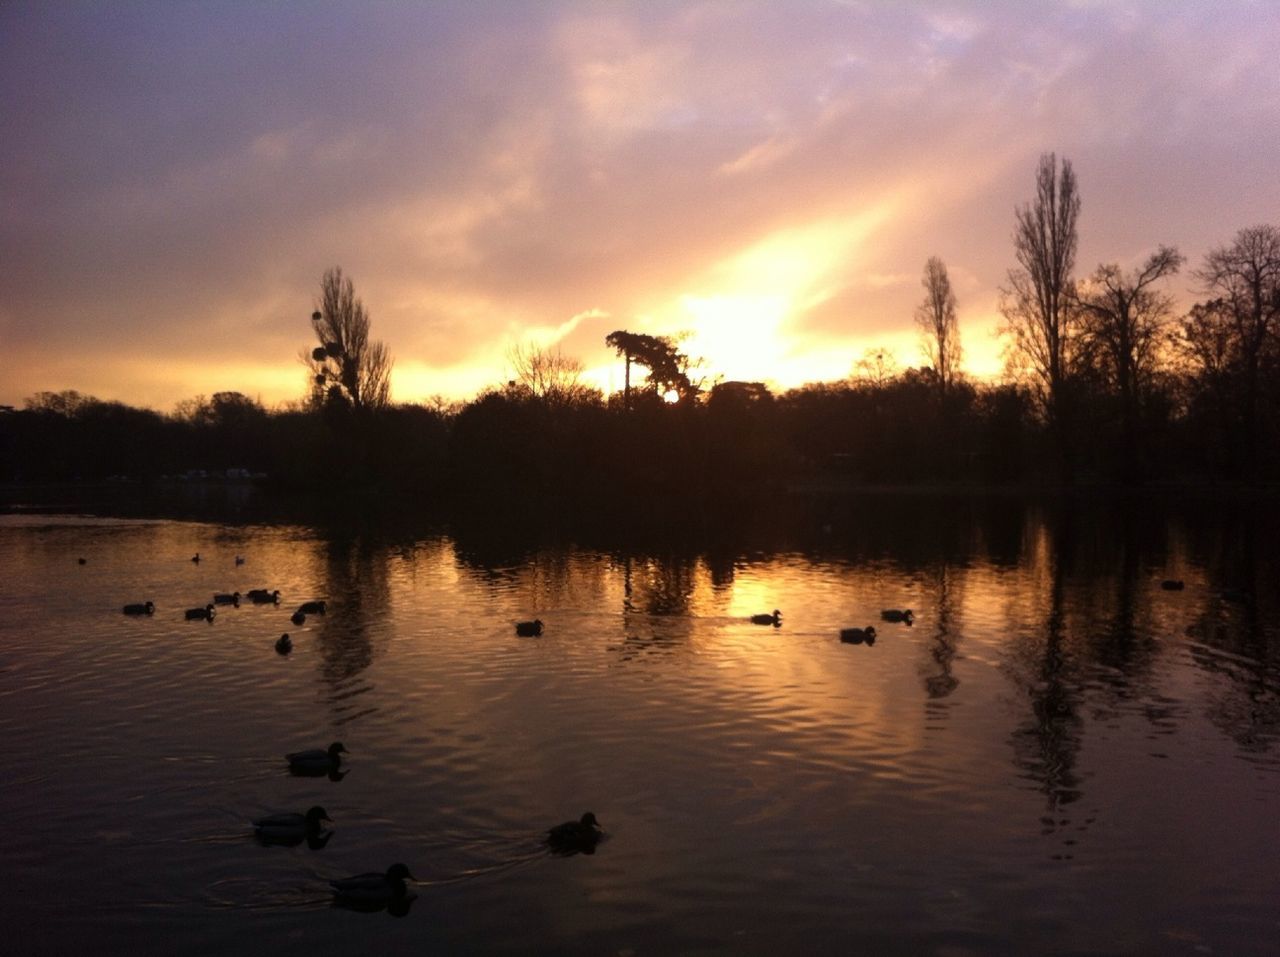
top-left (297, 600), bottom-right (327, 615)
top-left (78, 557), bottom-right (87, 565)
top-left (247, 589), bottom-right (281, 604)
top-left (880, 609), bottom-right (914, 623)
top-left (515, 619), bottom-right (544, 637)
top-left (253, 805), bottom-right (332, 843)
top-left (185, 604), bottom-right (216, 622)
top-left (329, 863), bottom-right (415, 903)
top-left (191, 553), bottom-right (200, 564)
top-left (287, 741), bottom-right (346, 774)
top-left (123, 601), bottom-right (156, 615)
top-left (839, 626), bottom-right (876, 645)
top-left (275, 633), bottom-right (293, 655)
top-left (213, 592), bottom-right (241, 606)
top-left (1160, 580), bottom-right (1185, 591)
top-left (235, 555), bottom-right (245, 566)
top-left (291, 610), bottom-right (307, 626)
top-left (751, 610), bottom-right (782, 626)
top-left (546, 812), bottom-right (603, 855)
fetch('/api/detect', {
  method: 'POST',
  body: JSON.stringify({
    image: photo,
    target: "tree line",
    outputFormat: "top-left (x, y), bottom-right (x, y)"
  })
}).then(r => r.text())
top-left (3, 156), bottom-right (1279, 499)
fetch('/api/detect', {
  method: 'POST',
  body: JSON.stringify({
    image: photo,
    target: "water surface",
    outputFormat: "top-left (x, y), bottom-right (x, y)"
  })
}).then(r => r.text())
top-left (1, 499), bottom-right (1277, 955)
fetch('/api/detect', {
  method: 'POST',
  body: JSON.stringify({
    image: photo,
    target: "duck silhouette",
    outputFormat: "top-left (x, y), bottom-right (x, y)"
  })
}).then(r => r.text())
top-left (515, 619), bottom-right (544, 637)
top-left (297, 600), bottom-right (327, 615)
top-left (185, 604), bottom-right (216, 622)
top-left (879, 609), bottom-right (913, 623)
top-left (253, 805), bottom-right (332, 845)
top-left (839, 626), bottom-right (876, 645)
top-left (546, 812), bottom-right (603, 856)
top-left (291, 610), bottom-right (307, 626)
top-left (247, 589), bottom-right (280, 604)
top-left (750, 610), bottom-right (782, 626)
top-left (329, 863), bottom-right (415, 904)
top-left (275, 633), bottom-right (293, 655)
top-left (287, 741), bottom-right (346, 776)
top-left (123, 601), bottom-right (155, 615)
top-left (213, 592), bottom-right (241, 607)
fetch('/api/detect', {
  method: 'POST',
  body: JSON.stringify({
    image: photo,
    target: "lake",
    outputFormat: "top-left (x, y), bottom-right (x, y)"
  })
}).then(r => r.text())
top-left (1, 495), bottom-right (1277, 955)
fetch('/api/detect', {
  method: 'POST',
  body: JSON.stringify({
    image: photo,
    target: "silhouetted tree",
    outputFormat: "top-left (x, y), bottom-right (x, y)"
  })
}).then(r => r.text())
top-left (23, 390), bottom-right (97, 417)
top-left (305, 267), bottom-right (392, 412)
top-left (605, 331), bottom-right (698, 405)
top-left (1192, 225), bottom-right (1280, 476)
top-left (915, 256), bottom-right (961, 395)
top-left (852, 347), bottom-right (899, 388)
top-left (506, 343), bottom-right (601, 407)
top-left (1075, 246), bottom-right (1183, 480)
top-left (1001, 153), bottom-right (1082, 481)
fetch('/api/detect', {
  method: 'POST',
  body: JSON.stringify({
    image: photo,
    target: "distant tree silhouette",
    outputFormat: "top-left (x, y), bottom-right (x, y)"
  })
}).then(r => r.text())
top-left (915, 257), bottom-right (961, 395)
top-left (506, 343), bottom-right (601, 407)
top-left (852, 347), bottom-right (898, 388)
top-left (23, 390), bottom-right (97, 417)
top-left (1075, 246), bottom-right (1183, 480)
top-left (173, 391), bottom-right (267, 429)
top-left (305, 267), bottom-right (392, 412)
top-left (1192, 225), bottom-right (1280, 477)
top-left (605, 331), bottom-right (698, 406)
top-left (1001, 153), bottom-right (1082, 481)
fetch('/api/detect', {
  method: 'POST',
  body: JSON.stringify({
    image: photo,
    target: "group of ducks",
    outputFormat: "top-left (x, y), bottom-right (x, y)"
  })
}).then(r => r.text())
top-left (122, 583), bottom-right (323, 658)
top-left (749, 607), bottom-right (914, 646)
top-left (257, 739), bottom-right (603, 907)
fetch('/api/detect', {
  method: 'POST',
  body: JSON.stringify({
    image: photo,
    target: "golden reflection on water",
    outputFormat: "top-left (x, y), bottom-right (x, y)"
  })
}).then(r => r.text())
top-left (1, 500), bottom-right (1277, 956)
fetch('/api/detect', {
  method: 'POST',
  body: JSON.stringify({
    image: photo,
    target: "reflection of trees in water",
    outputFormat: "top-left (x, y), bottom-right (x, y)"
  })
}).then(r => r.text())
top-left (921, 565), bottom-right (962, 706)
top-left (615, 552), bottom-right (702, 663)
top-left (1006, 506), bottom-right (1085, 850)
top-left (1184, 505), bottom-right (1280, 754)
top-left (621, 552), bottom-right (699, 617)
top-left (313, 533), bottom-right (393, 708)
top-left (1189, 642), bottom-right (1280, 755)
top-left (1082, 510), bottom-right (1164, 707)
top-left (919, 564), bottom-right (959, 704)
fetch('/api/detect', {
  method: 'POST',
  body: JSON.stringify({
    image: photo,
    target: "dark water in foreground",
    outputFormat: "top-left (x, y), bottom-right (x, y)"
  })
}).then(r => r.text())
top-left (1, 498), bottom-right (1278, 955)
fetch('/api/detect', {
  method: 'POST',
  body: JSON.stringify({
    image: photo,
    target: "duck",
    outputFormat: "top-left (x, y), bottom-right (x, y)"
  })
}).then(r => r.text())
top-left (750, 609), bottom-right (782, 626)
top-left (253, 805), bottom-right (332, 843)
top-left (880, 609), bottom-right (914, 623)
top-left (329, 863), bottom-right (415, 903)
top-left (1160, 580), bottom-right (1185, 591)
top-left (546, 812), bottom-right (603, 855)
top-left (123, 601), bottom-right (156, 615)
top-left (297, 600), bottom-right (327, 615)
top-left (291, 609), bottom-right (307, 626)
top-left (78, 557), bottom-right (87, 565)
top-left (275, 633), bottom-right (293, 655)
top-left (246, 589), bottom-right (280, 604)
top-left (213, 591), bottom-right (241, 606)
top-left (185, 604), bottom-right (216, 622)
top-left (839, 626), bottom-right (876, 645)
top-left (287, 741), bottom-right (346, 775)
top-left (515, 619), bottom-right (544, 637)
top-left (191, 553), bottom-right (200, 564)
top-left (235, 555), bottom-right (245, 566)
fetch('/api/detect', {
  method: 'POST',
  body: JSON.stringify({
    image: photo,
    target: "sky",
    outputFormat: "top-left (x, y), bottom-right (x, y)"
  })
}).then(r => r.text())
top-left (2, 1), bottom-right (1278, 411)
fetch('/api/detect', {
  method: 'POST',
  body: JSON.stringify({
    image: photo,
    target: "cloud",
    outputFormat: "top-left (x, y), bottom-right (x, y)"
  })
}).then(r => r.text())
top-left (2, 1), bottom-right (1278, 407)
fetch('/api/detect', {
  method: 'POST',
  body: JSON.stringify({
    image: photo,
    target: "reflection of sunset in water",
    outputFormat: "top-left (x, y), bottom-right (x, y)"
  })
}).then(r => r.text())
top-left (1, 498), bottom-right (1277, 954)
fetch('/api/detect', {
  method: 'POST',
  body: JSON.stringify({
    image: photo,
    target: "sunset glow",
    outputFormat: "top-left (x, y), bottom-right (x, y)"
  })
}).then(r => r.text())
top-left (2, 2), bottom-right (1277, 410)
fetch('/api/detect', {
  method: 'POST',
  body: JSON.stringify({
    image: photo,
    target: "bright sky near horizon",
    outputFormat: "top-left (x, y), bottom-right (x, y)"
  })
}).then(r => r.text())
top-left (2, 1), bottom-right (1278, 411)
